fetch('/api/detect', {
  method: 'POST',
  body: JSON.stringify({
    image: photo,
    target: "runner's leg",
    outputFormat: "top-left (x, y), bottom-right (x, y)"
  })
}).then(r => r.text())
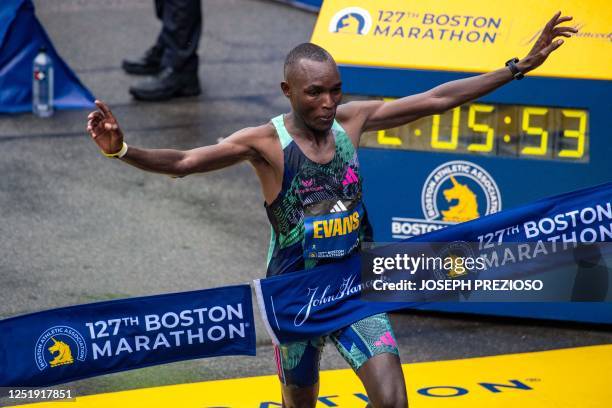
top-left (331, 313), bottom-right (407, 407)
top-left (356, 353), bottom-right (407, 408)
top-left (274, 337), bottom-right (326, 408)
top-left (280, 383), bottom-right (319, 408)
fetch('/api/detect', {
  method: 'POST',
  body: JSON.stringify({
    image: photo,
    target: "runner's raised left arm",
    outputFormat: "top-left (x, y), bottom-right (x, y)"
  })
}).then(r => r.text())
top-left (339, 12), bottom-right (577, 135)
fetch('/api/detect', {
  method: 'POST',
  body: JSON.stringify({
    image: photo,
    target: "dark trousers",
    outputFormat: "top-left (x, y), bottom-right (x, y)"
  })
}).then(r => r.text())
top-left (154, 0), bottom-right (202, 72)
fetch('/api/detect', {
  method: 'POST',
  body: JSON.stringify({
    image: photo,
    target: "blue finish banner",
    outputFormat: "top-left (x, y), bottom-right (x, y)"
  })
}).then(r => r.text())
top-left (0, 285), bottom-right (255, 387)
top-left (0, 0), bottom-right (94, 113)
top-left (255, 182), bottom-right (612, 344)
top-left (255, 255), bottom-right (420, 344)
top-left (405, 182), bottom-right (612, 245)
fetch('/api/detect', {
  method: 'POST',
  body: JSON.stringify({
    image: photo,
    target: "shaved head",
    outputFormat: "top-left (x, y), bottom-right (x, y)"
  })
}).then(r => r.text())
top-left (284, 43), bottom-right (335, 80)
top-left (280, 43), bottom-right (342, 133)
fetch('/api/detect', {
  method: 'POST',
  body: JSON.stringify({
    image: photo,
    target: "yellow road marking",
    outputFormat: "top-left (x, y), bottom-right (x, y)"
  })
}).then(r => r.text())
top-left (15, 344), bottom-right (612, 407)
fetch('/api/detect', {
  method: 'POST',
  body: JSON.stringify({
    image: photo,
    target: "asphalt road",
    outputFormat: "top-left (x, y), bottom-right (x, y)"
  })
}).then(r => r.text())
top-left (1, 0), bottom-right (610, 400)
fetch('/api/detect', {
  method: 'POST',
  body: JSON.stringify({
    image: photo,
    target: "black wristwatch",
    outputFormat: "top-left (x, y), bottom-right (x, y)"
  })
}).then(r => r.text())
top-left (505, 57), bottom-right (524, 80)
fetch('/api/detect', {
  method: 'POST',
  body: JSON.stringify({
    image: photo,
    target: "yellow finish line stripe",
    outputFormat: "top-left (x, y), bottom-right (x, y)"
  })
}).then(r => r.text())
top-left (15, 344), bottom-right (612, 407)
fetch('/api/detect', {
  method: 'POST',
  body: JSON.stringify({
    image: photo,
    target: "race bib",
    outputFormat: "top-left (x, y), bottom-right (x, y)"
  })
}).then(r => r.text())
top-left (303, 200), bottom-right (363, 259)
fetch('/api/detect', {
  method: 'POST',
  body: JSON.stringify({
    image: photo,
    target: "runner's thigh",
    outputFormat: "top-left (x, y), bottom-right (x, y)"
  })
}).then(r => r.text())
top-left (331, 313), bottom-right (407, 407)
top-left (274, 337), bottom-right (326, 407)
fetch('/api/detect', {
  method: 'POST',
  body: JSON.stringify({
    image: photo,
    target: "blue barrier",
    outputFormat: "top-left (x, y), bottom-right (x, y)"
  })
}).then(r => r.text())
top-left (0, 0), bottom-right (94, 113)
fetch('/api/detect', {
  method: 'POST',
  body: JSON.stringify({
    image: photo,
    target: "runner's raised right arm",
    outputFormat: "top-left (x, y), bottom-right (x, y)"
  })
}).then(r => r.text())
top-left (87, 100), bottom-right (260, 177)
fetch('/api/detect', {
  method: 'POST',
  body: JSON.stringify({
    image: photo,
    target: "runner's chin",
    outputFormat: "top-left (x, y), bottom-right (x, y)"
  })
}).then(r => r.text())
top-left (313, 115), bottom-right (334, 131)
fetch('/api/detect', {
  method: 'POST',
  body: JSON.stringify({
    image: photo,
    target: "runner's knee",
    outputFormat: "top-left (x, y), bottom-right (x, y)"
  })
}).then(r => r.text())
top-left (370, 390), bottom-right (408, 408)
top-left (281, 385), bottom-right (319, 408)
top-left (282, 400), bottom-right (317, 408)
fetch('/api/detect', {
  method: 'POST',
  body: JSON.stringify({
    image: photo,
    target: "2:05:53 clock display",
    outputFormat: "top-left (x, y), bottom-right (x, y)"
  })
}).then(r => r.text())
top-left (359, 98), bottom-right (589, 163)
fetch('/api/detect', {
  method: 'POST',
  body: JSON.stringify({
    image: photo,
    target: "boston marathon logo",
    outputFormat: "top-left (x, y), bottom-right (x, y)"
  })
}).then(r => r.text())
top-left (35, 326), bottom-right (88, 371)
top-left (35, 305), bottom-right (249, 368)
top-left (328, 7), bottom-right (372, 35)
top-left (392, 161), bottom-right (501, 239)
top-left (328, 7), bottom-right (501, 43)
top-left (89, 305), bottom-right (248, 360)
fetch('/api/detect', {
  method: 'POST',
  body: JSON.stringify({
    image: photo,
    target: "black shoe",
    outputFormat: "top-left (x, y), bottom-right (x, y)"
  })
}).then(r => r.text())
top-left (129, 67), bottom-right (201, 101)
top-left (122, 46), bottom-right (163, 75)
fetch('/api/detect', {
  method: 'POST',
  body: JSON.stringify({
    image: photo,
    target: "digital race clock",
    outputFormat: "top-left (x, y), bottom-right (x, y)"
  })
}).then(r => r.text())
top-left (361, 101), bottom-right (590, 162)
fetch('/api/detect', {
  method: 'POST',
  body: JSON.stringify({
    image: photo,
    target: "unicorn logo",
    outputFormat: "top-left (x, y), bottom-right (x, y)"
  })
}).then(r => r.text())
top-left (48, 337), bottom-right (74, 367)
top-left (328, 7), bottom-right (372, 35)
top-left (445, 254), bottom-right (469, 278)
top-left (35, 326), bottom-right (87, 371)
top-left (421, 161), bottom-right (501, 224)
top-left (433, 241), bottom-right (476, 280)
top-left (441, 176), bottom-right (480, 222)
top-left (336, 14), bottom-right (364, 34)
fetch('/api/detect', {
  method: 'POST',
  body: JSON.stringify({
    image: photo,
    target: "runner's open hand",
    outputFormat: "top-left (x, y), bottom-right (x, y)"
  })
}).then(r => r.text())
top-left (87, 100), bottom-right (124, 155)
top-left (523, 12), bottom-right (578, 72)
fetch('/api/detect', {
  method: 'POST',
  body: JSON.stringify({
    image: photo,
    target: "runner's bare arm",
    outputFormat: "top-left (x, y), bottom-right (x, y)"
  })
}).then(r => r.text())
top-left (87, 100), bottom-right (260, 177)
top-left (337, 12), bottom-right (577, 136)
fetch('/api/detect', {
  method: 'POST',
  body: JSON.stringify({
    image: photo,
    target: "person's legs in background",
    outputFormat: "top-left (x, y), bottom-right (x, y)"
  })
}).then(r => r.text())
top-left (157, 0), bottom-right (201, 75)
top-left (125, 0), bottom-right (202, 101)
top-left (122, 0), bottom-right (165, 76)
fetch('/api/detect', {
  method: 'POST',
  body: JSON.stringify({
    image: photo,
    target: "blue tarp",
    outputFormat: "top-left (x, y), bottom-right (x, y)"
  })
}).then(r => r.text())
top-left (0, 0), bottom-right (94, 113)
top-left (274, 0), bottom-right (322, 12)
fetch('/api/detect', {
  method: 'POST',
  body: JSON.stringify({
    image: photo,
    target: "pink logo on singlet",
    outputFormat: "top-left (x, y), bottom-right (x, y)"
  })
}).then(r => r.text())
top-left (374, 331), bottom-right (397, 348)
top-left (342, 167), bottom-right (358, 186)
top-left (301, 179), bottom-right (314, 187)
top-left (298, 178), bottom-right (324, 194)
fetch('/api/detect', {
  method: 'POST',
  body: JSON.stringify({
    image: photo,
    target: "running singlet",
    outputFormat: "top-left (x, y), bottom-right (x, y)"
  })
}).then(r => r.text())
top-left (265, 115), bottom-right (372, 277)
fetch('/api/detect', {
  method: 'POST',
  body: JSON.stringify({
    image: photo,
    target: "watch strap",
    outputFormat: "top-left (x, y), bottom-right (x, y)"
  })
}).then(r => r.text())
top-left (505, 57), bottom-right (524, 80)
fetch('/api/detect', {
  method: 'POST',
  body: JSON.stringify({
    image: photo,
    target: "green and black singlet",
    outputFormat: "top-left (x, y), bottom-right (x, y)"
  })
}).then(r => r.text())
top-left (265, 114), bottom-right (373, 277)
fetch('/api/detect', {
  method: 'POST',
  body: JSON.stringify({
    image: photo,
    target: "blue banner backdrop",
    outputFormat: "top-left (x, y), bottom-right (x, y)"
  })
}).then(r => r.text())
top-left (0, 285), bottom-right (255, 387)
top-left (255, 182), bottom-right (612, 344)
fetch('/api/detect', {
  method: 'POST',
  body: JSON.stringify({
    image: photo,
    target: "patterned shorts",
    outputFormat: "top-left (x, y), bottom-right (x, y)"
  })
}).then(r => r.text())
top-left (273, 313), bottom-right (399, 387)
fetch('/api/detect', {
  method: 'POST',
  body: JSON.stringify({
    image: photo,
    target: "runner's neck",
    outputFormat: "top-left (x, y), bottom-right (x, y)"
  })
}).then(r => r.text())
top-left (284, 112), bottom-right (332, 146)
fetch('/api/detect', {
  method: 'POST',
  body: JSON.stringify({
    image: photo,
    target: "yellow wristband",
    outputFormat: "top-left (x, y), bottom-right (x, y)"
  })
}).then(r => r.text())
top-left (102, 142), bottom-right (128, 159)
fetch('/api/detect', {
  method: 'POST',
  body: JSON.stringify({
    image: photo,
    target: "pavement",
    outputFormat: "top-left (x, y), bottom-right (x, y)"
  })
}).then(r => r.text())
top-left (0, 0), bottom-right (611, 401)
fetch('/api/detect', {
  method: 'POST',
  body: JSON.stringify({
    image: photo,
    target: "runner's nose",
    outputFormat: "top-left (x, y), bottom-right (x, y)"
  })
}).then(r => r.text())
top-left (321, 92), bottom-right (334, 110)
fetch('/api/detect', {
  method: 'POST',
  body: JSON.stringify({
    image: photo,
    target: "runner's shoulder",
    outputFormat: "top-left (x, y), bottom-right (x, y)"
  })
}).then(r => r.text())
top-left (230, 122), bottom-right (280, 159)
top-left (228, 122), bottom-right (276, 144)
top-left (336, 102), bottom-right (372, 147)
top-left (336, 100), bottom-right (380, 123)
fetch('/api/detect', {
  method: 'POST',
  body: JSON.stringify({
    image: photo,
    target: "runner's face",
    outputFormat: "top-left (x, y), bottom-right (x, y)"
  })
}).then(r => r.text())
top-left (284, 59), bottom-right (342, 132)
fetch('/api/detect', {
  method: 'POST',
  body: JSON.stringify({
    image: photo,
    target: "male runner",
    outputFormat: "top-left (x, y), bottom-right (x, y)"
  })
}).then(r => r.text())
top-left (87, 12), bottom-right (576, 408)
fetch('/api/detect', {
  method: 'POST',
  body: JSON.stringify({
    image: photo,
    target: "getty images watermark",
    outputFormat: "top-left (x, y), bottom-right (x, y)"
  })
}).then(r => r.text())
top-left (371, 252), bottom-right (542, 292)
top-left (360, 241), bottom-right (611, 302)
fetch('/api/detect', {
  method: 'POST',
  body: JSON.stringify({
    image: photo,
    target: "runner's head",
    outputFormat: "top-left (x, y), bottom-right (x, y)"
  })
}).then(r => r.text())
top-left (282, 43), bottom-right (342, 132)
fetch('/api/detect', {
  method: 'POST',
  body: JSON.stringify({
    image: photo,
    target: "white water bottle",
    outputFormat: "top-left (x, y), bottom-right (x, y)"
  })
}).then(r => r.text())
top-left (33, 46), bottom-right (54, 117)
